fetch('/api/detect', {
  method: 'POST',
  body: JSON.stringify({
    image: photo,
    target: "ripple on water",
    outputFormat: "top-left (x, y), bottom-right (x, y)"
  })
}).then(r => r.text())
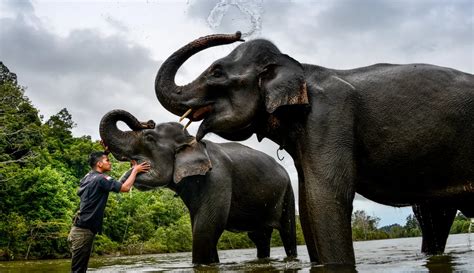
top-left (2, 234), bottom-right (473, 272)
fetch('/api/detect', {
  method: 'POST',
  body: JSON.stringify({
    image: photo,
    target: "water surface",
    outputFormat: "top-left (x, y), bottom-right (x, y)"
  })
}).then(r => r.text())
top-left (1, 233), bottom-right (472, 272)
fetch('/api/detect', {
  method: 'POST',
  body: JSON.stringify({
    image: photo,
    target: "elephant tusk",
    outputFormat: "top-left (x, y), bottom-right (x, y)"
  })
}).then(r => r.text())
top-left (179, 108), bottom-right (193, 122)
top-left (183, 120), bottom-right (192, 131)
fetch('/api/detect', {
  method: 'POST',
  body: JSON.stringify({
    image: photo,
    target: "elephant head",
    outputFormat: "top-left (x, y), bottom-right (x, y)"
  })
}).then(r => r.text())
top-left (99, 109), bottom-right (212, 190)
top-left (155, 32), bottom-right (309, 141)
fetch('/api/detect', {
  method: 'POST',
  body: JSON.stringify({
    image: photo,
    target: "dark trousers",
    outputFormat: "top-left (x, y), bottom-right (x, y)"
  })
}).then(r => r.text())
top-left (68, 226), bottom-right (95, 273)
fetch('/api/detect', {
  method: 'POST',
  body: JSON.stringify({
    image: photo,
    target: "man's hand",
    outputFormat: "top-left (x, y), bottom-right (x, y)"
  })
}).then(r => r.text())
top-left (131, 160), bottom-right (151, 174)
top-left (120, 161), bottom-right (151, 192)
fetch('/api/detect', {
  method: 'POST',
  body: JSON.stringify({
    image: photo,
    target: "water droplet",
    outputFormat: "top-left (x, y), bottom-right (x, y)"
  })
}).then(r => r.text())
top-left (205, 0), bottom-right (263, 38)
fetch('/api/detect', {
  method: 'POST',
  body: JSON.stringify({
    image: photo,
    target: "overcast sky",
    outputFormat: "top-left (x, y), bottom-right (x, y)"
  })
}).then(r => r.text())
top-left (1, 0), bottom-right (473, 226)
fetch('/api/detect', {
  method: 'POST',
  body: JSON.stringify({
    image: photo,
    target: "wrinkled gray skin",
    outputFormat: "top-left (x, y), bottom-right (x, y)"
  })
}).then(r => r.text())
top-left (154, 32), bottom-right (474, 265)
top-left (99, 109), bottom-right (297, 264)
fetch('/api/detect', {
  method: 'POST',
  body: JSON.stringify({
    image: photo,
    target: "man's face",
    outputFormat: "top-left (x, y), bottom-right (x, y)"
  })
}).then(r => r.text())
top-left (97, 155), bottom-right (112, 172)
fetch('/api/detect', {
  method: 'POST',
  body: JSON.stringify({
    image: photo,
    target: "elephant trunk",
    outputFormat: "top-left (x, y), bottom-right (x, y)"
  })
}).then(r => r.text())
top-left (155, 31), bottom-right (243, 116)
top-left (99, 109), bottom-right (154, 161)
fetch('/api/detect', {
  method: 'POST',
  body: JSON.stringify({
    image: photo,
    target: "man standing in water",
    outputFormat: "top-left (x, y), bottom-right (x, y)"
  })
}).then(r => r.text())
top-left (68, 151), bottom-right (150, 273)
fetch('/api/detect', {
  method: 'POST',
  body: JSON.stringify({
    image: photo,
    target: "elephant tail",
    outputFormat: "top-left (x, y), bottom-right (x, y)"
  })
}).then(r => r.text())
top-left (280, 183), bottom-right (297, 258)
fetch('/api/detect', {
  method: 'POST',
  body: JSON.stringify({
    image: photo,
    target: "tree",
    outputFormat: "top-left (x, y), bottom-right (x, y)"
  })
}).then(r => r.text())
top-left (0, 64), bottom-right (80, 259)
top-left (404, 214), bottom-right (421, 237)
top-left (351, 210), bottom-right (381, 240)
top-left (450, 212), bottom-right (471, 234)
top-left (0, 62), bottom-right (17, 85)
top-left (44, 108), bottom-right (76, 142)
top-left (0, 64), bottom-right (42, 165)
top-left (1, 64), bottom-right (45, 259)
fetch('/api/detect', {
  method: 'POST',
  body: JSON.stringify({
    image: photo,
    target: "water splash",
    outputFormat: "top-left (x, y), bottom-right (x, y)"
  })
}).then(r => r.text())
top-left (206, 0), bottom-right (263, 38)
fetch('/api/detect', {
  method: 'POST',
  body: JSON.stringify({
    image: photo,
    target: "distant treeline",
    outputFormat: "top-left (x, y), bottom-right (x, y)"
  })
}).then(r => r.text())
top-left (351, 210), bottom-right (471, 241)
top-left (0, 63), bottom-right (472, 261)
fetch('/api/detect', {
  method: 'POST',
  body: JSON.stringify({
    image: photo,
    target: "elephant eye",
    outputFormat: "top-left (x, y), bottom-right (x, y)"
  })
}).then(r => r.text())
top-left (211, 68), bottom-right (223, 78)
top-left (145, 134), bottom-right (155, 142)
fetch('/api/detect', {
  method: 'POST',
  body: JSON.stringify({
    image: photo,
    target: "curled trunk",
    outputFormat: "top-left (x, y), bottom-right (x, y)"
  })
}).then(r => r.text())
top-left (99, 109), bottom-right (153, 161)
top-left (155, 31), bottom-right (243, 116)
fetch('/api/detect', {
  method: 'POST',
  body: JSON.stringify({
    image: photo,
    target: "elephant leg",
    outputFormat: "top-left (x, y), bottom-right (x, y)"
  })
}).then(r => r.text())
top-left (412, 203), bottom-right (456, 255)
top-left (306, 185), bottom-right (355, 264)
top-left (191, 210), bottom-right (225, 264)
top-left (296, 168), bottom-right (320, 263)
top-left (192, 227), bottom-right (223, 264)
top-left (298, 152), bottom-right (356, 265)
top-left (279, 184), bottom-right (297, 258)
top-left (299, 158), bottom-right (355, 265)
top-left (248, 227), bottom-right (272, 258)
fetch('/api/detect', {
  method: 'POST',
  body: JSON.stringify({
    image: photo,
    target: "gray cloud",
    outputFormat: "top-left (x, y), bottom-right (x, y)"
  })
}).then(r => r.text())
top-left (186, 0), bottom-right (473, 73)
top-left (1, 16), bottom-right (153, 79)
top-left (0, 10), bottom-right (170, 142)
top-left (273, 1), bottom-right (473, 72)
top-left (104, 15), bottom-right (130, 33)
top-left (3, 0), bottom-right (35, 15)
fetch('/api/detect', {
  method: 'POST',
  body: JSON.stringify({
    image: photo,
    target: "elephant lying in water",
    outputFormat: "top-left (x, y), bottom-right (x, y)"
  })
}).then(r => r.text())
top-left (99, 109), bottom-right (297, 264)
top-left (153, 31), bottom-right (474, 265)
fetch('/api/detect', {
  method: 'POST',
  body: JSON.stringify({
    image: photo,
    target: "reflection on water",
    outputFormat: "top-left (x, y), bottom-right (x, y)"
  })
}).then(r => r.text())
top-left (0, 233), bottom-right (472, 272)
top-left (424, 255), bottom-right (456, 273)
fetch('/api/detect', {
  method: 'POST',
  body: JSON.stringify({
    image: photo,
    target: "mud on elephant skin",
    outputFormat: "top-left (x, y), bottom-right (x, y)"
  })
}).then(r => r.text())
top-left (154, 32), bottom-right (474, 265)
top-left (99, 109), bottom-right (297, 264)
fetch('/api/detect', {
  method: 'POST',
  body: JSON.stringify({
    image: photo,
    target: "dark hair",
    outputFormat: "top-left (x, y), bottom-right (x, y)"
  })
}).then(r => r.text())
top-left (89, 151), bottom-right (108, 168)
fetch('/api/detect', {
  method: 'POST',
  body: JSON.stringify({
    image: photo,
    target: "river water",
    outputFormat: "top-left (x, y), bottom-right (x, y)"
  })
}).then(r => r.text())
top-left (1, 233), bottom-right (473, 272)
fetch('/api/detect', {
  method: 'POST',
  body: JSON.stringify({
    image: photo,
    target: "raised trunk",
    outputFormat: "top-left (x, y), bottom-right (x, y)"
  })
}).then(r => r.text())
top-left (99, 109), bottom-right (154, 161)
top-left (155, 31), bottom-right (243, 116)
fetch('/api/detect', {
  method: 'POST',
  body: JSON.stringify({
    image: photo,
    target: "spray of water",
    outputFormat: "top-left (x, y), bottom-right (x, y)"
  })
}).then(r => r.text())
top-left (206, 0), bottom-right (263, 38)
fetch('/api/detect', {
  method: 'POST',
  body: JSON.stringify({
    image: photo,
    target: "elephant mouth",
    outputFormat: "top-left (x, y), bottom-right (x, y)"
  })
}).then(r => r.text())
top-left (179, 104), bottom-right (213, 129)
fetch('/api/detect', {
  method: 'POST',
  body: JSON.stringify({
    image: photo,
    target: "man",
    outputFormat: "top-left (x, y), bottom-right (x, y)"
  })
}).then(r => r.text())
top-left (68, 151), bottom-right (150, 273)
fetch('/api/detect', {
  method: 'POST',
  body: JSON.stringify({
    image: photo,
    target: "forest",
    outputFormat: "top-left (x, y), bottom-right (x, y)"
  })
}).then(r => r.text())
top-left (1, 62), bottom-right (471, 261)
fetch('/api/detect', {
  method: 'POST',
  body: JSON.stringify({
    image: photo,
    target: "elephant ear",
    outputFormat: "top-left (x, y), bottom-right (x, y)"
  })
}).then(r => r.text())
top-left (259, 54), bottom-right (309, 113)
top-left (173, 139), bottom-right (212, 184)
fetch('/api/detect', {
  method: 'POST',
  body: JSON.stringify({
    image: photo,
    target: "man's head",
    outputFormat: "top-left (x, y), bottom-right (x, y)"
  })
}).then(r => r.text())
top-left (89, 151), bottom-right (111, 173)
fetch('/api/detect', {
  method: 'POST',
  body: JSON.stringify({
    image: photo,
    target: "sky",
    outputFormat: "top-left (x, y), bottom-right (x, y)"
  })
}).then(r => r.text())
top-left (1, 0), bottom-right (473, 226)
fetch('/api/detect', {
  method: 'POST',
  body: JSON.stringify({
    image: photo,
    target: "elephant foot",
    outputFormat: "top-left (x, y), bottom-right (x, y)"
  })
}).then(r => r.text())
top-left (248, 228), bottom-right (272, 258)
top-left (413, 203), bottom-right (456, 255)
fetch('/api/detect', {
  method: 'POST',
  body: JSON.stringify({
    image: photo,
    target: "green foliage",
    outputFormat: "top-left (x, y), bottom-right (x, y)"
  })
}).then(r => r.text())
top-left (377, 214), bottom-right (422, 239)
top-left (0, 62), bottom-right (18, 85)
top-left (0, 79), bottom-right (42, 165)
top-left (295, 215), bottom-right (305, 245)
top-left (23, 220), bottom-right (70, 259)
top-left (218, 231), bottom-right (253, 250)
top-left (351, 210), bottom-right (384, 241)
top-left (0, 213), bottom-right (28, 259)
top-left (18, 166), bottom-right (76, 221)
top-left (150, 215), bottom-right (193, 253)
top-left (93, 235), bottom-right (120, 255)
top-left (44, 108), bottom-right (76, 142)
top-left (403, 214), bottom-right (422, 237)
top-left (450, 212), bottom-right (471, 234)
top-left (0, 64), bottom-right (86, 260)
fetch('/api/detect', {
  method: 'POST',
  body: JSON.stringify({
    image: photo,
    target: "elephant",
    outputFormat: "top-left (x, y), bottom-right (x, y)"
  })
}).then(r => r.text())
top-left (99, 109), bottom-right (297, 264)
top-left (153, 31), bottom-right (474, 265)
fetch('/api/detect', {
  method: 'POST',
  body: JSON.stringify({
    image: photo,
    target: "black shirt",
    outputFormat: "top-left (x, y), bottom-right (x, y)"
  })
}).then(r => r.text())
top-left (75, 170), bottom-right (122, 234)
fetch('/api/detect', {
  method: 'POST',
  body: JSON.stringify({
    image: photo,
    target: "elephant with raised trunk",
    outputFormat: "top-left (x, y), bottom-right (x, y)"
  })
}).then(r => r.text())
top-left (154, 31), bottom-right (474, 265)
top-left (99, 109), bottom-right (297, 264)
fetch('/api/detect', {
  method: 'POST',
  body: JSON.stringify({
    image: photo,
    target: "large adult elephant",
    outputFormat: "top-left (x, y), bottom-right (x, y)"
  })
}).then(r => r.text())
top-left (153, 32), bottom-right (474, 265)
top-left (99, 109), bottom-right (297, 264)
